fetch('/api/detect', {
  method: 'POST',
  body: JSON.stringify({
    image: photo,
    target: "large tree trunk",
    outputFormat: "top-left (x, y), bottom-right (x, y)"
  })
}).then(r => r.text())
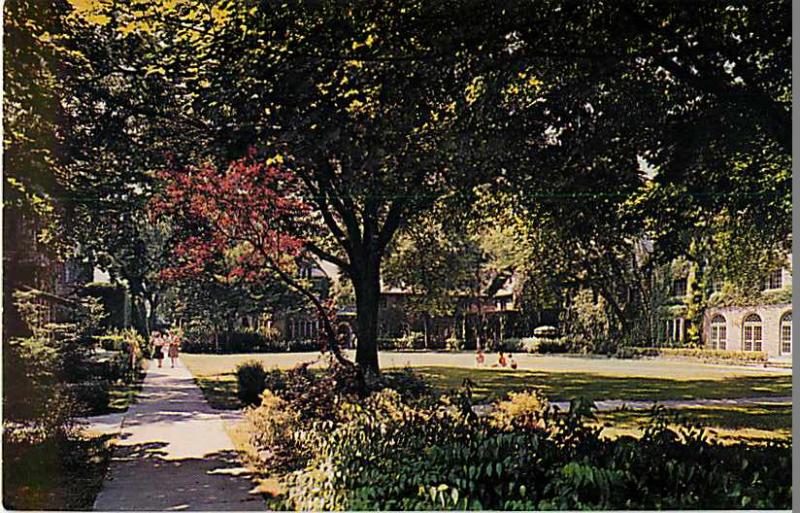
top-left (352, 260), bottom-right (381, 376)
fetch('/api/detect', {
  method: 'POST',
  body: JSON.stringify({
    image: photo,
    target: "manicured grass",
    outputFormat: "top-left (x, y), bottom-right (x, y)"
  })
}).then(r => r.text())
top-left (182, 352), bottom-right (791, 442)
top-left (194, 373), bottom-right (239, 410)
top-left (595, 401), bottom-right (792, 443)
top-left (412, 366), bottom-right (792, 403)
top-left (3, 433), bottom-right (116, 510)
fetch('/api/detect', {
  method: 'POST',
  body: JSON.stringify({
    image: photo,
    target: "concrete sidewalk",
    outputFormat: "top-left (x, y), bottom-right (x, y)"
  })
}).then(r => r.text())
top-left (92, 360), bottom-right (264, 511)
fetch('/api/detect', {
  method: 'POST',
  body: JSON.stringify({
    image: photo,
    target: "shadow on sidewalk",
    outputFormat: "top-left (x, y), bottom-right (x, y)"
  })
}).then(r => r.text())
top-left (94, 443), bottom-right (265, 511)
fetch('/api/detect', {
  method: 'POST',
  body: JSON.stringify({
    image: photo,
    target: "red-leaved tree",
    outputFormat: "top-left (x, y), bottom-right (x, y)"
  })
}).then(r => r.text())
top-left (151, 151), bottom-right (351, 366)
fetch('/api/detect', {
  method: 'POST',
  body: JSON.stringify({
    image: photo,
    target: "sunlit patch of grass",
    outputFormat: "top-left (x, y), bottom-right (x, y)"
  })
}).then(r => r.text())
top-left (194, 374), bottom-right (239, 410)
top-left (413, 366), bottom-right (792, 403)
top-left (182, 354), bottom-right (791, 446)
top-left (595, 402), bottom-right (792, 444)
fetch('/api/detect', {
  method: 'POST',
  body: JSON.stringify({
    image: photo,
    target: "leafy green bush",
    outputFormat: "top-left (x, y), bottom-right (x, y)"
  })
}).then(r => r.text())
top-left (5, 291), bottom-right (107, 440)
top-left (381, 367), bottom-right (432, 400)
top-left (536, 337), bottom-right (570, 354)
top-left (631, 347), bottom-right (769, 363)
top-left (445, 336), bottom-right (464, 351)
top-left (395, 331), bottom-right (424, 350)
top-left (67, 380), bottom-right (110, 415)
top-left (500, 338), bottom-right (523, 352)
top-left (236, 360), bottom-right (268, 406)
top-left (263, 363), bottom-right (363, 421)
top-left (278, 389), bottom-right (790, 510)
top-left (244, 390), bottom-right (305, 472)
top-left (489, 390), bottom-right (549, 431)
top-left (520, 337), bottom-right (539, 352)
top-left (182, 327), bottom-right (318, 353)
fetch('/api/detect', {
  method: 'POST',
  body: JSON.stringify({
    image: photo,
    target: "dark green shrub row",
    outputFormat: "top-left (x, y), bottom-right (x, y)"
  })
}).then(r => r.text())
top-left (627, 347), bottom-right (769, 363)
top-left (182, 329), bottom-right (319, 354)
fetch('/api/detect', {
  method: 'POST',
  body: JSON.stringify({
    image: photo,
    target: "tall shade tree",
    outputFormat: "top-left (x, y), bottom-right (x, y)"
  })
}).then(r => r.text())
top-left (54, 0), bottom-right (790, 373)
top-left (72, 0), bottom-right (500, 374)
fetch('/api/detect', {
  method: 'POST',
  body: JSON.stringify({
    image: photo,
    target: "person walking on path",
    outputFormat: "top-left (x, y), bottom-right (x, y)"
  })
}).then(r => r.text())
top-left (167, 329), bottom-right (181, 368)
top-left (152, 331), bottom-right (165, 368)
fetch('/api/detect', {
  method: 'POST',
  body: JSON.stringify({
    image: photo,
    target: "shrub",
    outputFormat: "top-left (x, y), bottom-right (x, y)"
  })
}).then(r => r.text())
top-left (67, 380), bottom-right (111, 415)
top-left (236, 361), bottom-right (267, 406)
top-left (537, 337), bottom-right (570, 354)
top-left (181, 326), bottom-right (320, 354)
top-left (500, 338), bottom-right (523, 352)
top-left (244, 390), bottom-right (305, 472)
top-left (520, 337), bottom-right (539, 353)
top-left (395, 331), bottom-right (424, 350)
top-left (263, 363), bottom-right (363, 421)
top-left (96, 334), bottom-right (124, 351)
top-left (381, 367), bottom-right (432, 400)
top-left (630, 347), bottom-right (769, 363)
top-left (489, 389), bottom-right (549, 431)
top-left (281, 392), bottom-right (791, 511)
top-left (533, 325), bottom-right (559, 338)
top-left (445, 336), bottom-right (464, 352)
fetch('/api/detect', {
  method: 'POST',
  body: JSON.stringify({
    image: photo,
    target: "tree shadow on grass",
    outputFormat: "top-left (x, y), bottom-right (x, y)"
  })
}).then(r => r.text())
top-left (3, 432), bottom-right (117, 511)
top-left (93, 443), bottom-right (266, 511)
top-left (412, 366), bottom-right (792, 403)
top-left (192, 374), bottom-right (239, 410)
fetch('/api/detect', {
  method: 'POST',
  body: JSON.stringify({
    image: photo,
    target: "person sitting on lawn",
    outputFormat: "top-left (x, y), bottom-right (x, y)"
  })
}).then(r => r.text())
top-left (497, 351), bottom-right (507, 367)
top-left (476, 348), bottom-right (485, 367)
top-left (509, 354), bottom-right (518, 370)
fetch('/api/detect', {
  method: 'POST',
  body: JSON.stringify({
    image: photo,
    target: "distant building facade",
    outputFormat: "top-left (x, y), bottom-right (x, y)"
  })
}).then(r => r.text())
top-left (3, 208), bottom-right (93, 337)
top-left (660, 254), bottom-right (791, 357)
top-left (701, 262), bottom-right (791, 357)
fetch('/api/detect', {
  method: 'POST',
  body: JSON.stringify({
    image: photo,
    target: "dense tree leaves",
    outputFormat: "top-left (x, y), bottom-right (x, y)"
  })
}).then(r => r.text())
top-left (9, 0), bottom-right (790, 370)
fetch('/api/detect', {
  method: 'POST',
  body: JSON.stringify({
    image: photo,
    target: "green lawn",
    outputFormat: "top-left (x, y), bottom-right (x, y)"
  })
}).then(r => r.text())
top-left (181, 352), bottom-right (792, 442)
top-left (412, 366), bottom-right (791, 403)
top-left (595, 401), bottom-right (792, 444)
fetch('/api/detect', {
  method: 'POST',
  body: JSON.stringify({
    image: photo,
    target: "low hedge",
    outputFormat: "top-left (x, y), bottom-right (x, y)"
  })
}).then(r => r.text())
top-left (181, 330), bottom-right (319, 354)
top-left (631, 347), bottom-right (769, 363)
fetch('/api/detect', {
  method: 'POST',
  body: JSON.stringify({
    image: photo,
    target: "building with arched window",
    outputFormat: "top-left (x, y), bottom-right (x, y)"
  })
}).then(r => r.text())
top-left (703, 305), bottom-right (791, 357)
top-left (709, 315), bottom-right (727, 350)
top-left (700, 253), bottom-right (791, 358)
top-left (779, 312), bottom-right (792, 356)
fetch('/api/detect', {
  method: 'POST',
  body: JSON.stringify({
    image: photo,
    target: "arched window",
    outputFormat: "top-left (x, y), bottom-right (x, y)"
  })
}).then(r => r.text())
top-left (742, 313), bottom-right (763, 352)
top-left (710, 315), bottom-right (727, 350)
top-left (780, 312), bottom-right (792, 355)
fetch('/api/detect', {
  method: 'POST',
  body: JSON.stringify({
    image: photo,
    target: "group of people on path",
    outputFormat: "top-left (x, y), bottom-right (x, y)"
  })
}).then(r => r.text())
top-left (475, 348), bottom-right (517, 369)
top-left (151, 330), bottom-right (181, 368)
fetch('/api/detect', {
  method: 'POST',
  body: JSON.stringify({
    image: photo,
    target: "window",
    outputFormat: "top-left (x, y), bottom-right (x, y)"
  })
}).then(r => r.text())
top-left (671, 278), bottom-right (688, 297)
top-left (742, 313), bottom-right (763, 352)
top-left (765, 269), bottom-right (784, 290)
top-left (665, 318), bottom-right (684, 342)
top-left (665, 319), bottom-right (674, 341)
top-left (780, 312), bottom-right (792, 355)
top-left (710, 315), bottom-right (726, 350)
